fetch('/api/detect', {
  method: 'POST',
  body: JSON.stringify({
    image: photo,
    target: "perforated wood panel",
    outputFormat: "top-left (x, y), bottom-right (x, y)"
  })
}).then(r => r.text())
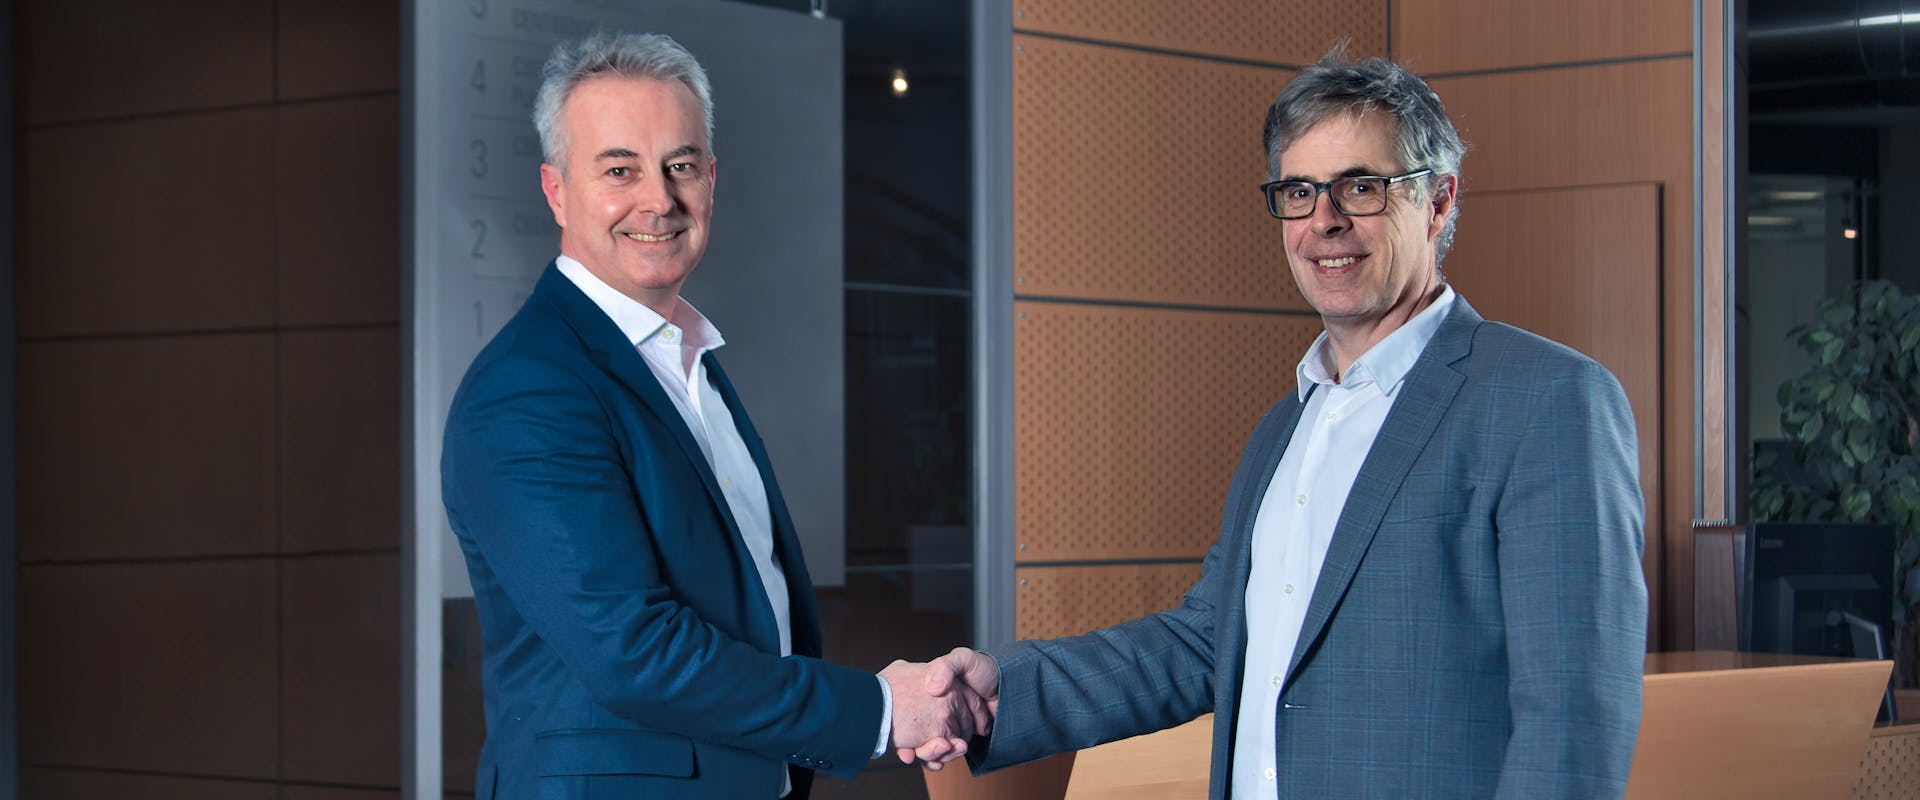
top-left (1014, 301), bottom-right (1318, 561)
top-left (1013, 34), bottom-right (1306, 311)
top-left (1015, 564), bottom-right (1205, 640)
top-left (1854, 725), bottom-right (1920, 799)
top-left (1394, 0), bottom-right (1689, 75)
top-left (1014, 0), bottom-right (1386, 65)
top-left (1444, 184), bottom-right (1662, 583)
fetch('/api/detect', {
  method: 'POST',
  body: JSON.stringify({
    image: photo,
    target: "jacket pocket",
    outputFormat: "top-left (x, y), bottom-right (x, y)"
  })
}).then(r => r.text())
top-left (534, 728), bottom-right (696, 777)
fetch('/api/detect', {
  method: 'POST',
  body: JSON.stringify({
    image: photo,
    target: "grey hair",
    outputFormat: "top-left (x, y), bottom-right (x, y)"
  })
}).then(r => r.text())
top-left (1261, 45), bottom-right (1467, 264)
top-left (532, 31), bottom-right (715, 169)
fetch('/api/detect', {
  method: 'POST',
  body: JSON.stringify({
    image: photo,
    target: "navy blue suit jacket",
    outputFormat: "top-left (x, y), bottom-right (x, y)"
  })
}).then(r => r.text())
top-left (975, 298), bottom-right (1648, 798)
top-left (442, 265), bottom-right (881, 799)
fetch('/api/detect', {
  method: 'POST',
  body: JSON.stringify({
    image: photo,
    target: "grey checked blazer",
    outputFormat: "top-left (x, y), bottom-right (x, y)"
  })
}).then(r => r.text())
top-left (974, 297), bottom-right (1647, 799)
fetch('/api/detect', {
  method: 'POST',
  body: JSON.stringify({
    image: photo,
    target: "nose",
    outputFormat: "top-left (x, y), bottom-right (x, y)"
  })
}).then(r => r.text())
top-left (630, 170), bottom-right (677, 215)
top-left (1307, 189), bottom-right (1348, 236)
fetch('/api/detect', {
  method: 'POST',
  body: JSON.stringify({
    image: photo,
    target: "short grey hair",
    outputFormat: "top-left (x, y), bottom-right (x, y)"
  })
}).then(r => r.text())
top-left (1262, 45), bottom-right (1467, 264)
top-left (532, 31), bottom-right (715, 168)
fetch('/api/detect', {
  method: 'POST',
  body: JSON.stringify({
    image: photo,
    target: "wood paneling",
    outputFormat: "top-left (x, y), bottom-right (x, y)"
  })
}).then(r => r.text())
top-left (1016, 564), bottom-right (1204, 640)
top-left (1394, 0), bottom-right (1689, 75)
top-left (1013, 35), bottom-right (1302, 310)
top-left (19, 109), bottom-right (277, 337)
top-left (1014, 302), bottom-right (1316, 561)
top-left (279, 328), bottom-right (401, 552)
top-left (1444, 184), bottom-right (1663, 590)
top-left (276, 96), bottom-right (402, 327)
top-left (22, 770), bottom-right (275, 800)
top-left (17, 0), bottom-right (274, 124)
top-left (1856, 724), bottom-right (1920, 799)
top-left (282, 554), bottom-right (401, 786)
top-left (21, 561), bottom-right (278, 778)
top-left (18, 334), bottom-right (277, 561)
top-left (276, 0), bottom-right (400, 100)
top-left (1014, 0), bottom-right (1384, 65)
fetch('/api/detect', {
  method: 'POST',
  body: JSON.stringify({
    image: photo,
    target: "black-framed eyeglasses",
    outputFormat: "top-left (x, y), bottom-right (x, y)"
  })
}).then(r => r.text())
top-left (1260, 169), bottom-right (1434, 220)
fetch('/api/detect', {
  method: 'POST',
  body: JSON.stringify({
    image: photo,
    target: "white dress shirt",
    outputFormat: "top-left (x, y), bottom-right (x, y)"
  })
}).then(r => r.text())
top-left (555, 257), bottom-right (892, 793)
top-left (1231, 288), bottom-right (1456, 800)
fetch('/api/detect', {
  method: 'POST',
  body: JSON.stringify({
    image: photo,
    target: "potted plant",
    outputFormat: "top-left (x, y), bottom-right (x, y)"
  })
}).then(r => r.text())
top-left (1752, 279), bottom-right (1920, 683)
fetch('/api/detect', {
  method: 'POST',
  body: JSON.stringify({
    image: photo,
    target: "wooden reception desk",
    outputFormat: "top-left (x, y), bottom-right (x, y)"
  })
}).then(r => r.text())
top-left (926, 651), bottom-right (1895, 800)
top-left (1628, 651), bottom-right (1890, 799)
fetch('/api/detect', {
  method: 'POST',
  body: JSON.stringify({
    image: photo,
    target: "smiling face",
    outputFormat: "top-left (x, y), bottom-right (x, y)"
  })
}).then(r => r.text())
top-left (540, 75), bottom-right (715, 315)
top-left (1277, 112), bottom-right (1454, 362)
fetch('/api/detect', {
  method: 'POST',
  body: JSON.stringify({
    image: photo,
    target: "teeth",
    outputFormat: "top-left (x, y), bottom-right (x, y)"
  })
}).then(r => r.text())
top-left (1315, 256), bottom-right (1356, 267)
top-left (625, 231), bottom-right (678, 242)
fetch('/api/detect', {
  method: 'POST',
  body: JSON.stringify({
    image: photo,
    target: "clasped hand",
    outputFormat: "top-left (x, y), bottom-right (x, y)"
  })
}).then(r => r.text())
top-left (878, 647), bottom-right (1003, 770)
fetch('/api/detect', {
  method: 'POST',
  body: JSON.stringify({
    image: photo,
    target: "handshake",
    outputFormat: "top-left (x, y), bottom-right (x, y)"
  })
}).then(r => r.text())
top-left (878, 647), bottom-right (1001, 770)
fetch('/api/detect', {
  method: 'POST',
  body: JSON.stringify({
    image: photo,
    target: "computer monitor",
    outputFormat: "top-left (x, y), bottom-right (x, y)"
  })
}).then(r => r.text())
top-left (1741, 521), bottom-right (1898, 721)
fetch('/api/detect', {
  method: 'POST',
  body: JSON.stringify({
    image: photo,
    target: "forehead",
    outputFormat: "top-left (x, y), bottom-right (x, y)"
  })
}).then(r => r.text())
top-left (1276, 111), bottom-right (1400, 177)
top-left (561, 75), bottom-right (706, 146)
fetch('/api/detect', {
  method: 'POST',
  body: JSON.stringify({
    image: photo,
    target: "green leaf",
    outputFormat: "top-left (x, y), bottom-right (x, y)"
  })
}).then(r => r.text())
top-left (1843, 487), bottom-right (1873, 520)
top-left (1823, 337), bottom-right (1846, 366)
top-left (1852, 393), bottom-right (1873, 421)
top-left (1813, 329), bottom-right (1837, 344)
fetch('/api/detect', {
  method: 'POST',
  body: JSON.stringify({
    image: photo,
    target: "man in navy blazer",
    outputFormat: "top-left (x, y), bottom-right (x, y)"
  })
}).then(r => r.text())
top-left (922, 50), bottom-right (1649, 798)
top-left (441, 32), bottom-right (981, 799)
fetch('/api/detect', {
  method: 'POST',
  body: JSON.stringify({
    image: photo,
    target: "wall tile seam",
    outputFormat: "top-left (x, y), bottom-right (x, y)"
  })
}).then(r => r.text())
top-left (21, 762), bottom-right (401, 793)
top-left (1419, 50), bottom-right (1693, 81)
top-left (18, 321), bottom-right (403, 346)
top-left (1013, 28), bottom-right (1305, 72)
top-left (21, 90), bottom-right (404, 132)
top-left (21, 547), bottom-right (402, 569)
top-left (1015, 295), bottom-right (1318, 317)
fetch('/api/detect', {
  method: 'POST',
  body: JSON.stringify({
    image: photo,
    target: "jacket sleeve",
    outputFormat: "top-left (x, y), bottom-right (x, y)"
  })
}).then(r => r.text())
top-left (441, 352), bottom-right (882, 778)
top-left (1493, 358), bottom-right (1648, 798)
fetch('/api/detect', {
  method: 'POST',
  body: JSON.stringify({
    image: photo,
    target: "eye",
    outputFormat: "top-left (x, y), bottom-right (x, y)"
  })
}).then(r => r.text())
top-left (606, 166), bottom-right (631, 178)
top-left (1343, 180), bottom-right (1377, 196)
top-left (1284, 184), bottom-right (1314, 200)
top-left (667, 162), bottom-right (695, 175)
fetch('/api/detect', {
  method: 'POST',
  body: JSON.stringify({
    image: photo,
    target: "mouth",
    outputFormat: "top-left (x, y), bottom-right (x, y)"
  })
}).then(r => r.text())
top-left (1310, 255), bottom-right (1359, 268)
top-left (624, 231), bottom-right (680, 243)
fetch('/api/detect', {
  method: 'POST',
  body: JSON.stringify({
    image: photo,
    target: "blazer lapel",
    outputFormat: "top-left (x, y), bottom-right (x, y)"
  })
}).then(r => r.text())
top-left (1282, 299), bottom-right (1482, 684)
top-left (703, 353), bottom-right (825, 657)
top-left (539, 267), bottom-right (736, 513)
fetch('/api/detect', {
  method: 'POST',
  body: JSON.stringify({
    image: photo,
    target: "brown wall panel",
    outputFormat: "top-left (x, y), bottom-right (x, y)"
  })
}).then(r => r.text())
top-left (1014, 35), bottom-right (1304, 310)
top-left (276, 96), bottom-right (402, 327)
top-left (279, 328), bottom-right (401, 552)
top-left (1014, 301), bottom-right (1316, 561)
top-left (277, 0), bottom-right (401, 100)
top-left (1394, 0), bottom-right (1690, 75)
top-left (283, 553), bottom-right (401, 786)
top-left (19, 334), bottom-right (277, 561)
top-left (1016, 564), bottom-right (1204, 640)
top-left (1444, 184), bottom-right (1663, 581)
top-left (16, 0), bottom-right (274, 124)
top-left (23, 770), bottom-right (276, 800)
top-left (21, 561), bottom-right (278, 777)
top-left (1014, 0), bottom-right (1386, 65)
top-left (19, 109), bottom-right (277, 338)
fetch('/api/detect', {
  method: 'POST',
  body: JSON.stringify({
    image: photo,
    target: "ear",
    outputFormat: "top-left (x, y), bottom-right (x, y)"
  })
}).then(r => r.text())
top-left (539, 162), bottom-right (567, 227)
top-left (1426, 173), bottom-right (1457, 240)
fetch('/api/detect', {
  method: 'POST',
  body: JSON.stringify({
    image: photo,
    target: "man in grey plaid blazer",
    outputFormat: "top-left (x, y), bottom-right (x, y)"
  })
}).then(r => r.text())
top-left (919, 49), bottom-right (1648, 798)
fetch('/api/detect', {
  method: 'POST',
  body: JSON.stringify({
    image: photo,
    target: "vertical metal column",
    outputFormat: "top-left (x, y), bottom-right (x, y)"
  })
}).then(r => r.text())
top-left (972, 0), bottom-right (1017, 649)
top-left (0, 0), bottom-right (19, 794)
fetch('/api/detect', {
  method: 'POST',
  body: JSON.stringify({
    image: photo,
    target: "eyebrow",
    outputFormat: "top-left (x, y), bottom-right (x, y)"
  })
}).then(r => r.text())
top-left (591, 145), bottom-right (705, 162)
top-left (1279, 165), bottom-right (1384, 183)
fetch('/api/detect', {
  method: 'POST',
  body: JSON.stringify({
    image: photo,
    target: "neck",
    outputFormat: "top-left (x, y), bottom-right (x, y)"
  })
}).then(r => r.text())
top-left (1323, 283), bottom-right (1444, 380)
